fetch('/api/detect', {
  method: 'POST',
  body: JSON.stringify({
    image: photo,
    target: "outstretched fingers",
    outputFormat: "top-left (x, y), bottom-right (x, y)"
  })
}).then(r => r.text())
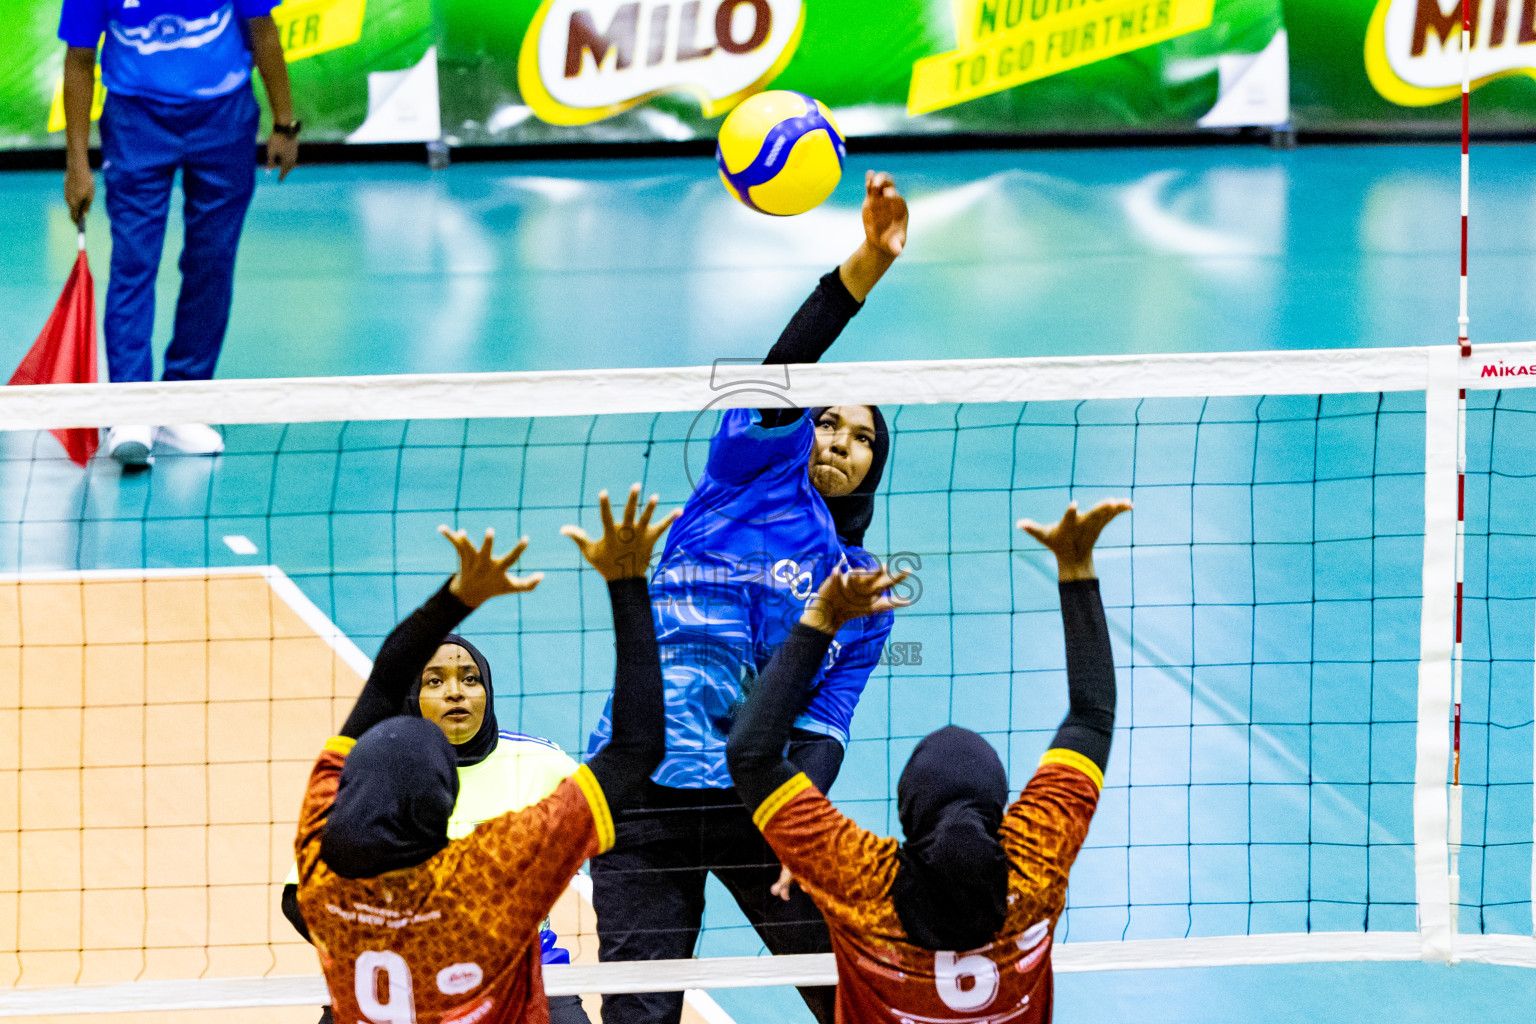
top-left (845, 567), bottom-right (910, 601)
top-left (495, 535), bottom-right (530, 571)
top-left (1017, 498), bottom-right (1132, 581)
top-left (440, 525), bottom-right (485, 572)
top-left (1080, 499), bottom-right (1134, 536)
top-left (1017, 519), bottom-right (1048, 546)
top-left (647, 505), bottom-right (682, 546)
top-left (440, 524), bottom-right (544, 604)
top-left (597, 490), bottom-right (616, 537)
top-left (635, 492), bottom-right (658, 534)
top-left (831, 566), bottom-right (913, 617)
top-left (508, 570), bottom-right (545, 593)
top-left (566, 483), bottom-right (681, 581)
top-left (620, 483), bottom-right (640, 534)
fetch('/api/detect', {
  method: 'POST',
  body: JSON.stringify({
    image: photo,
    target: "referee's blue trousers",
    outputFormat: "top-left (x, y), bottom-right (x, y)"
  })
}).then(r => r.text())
top-left (99, 87), bottom-right (258, 384)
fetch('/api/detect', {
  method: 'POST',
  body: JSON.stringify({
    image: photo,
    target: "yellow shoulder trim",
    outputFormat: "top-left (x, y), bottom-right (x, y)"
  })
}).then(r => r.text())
top-left (572, 765), bottom-right (615, 854)
top-left (1039, 748), bottom-right (1104, 792)
top-left (324, 736), bottom-right (356, 755)
top-left (751, 773), bottom-right (813, 831)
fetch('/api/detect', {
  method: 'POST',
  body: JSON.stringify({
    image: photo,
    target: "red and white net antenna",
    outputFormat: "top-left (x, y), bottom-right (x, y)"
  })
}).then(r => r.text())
top-left (1449, 0), bottom-right (1473, 955)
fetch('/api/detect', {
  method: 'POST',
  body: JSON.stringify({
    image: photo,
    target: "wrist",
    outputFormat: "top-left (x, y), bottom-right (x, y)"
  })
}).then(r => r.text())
top-left (446, 575), bottom-right (479, 609)
top-left (860, 239), bottom-right (897, 268)
top-left (799, 609), bottom-right (845, 636)
top-left (1057, 563), bottom-right (1097, 582)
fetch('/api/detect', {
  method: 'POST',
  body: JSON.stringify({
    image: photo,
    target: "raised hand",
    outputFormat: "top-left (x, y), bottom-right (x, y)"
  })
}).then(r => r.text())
top-left (862, 170), bottom-right (908, 259)
top-left (440, 527), bottom-right (544, 608)
top-left (562, 484), bottom-right (681, 582)
top-left (1018, 499), bottom-right (1132, 582)
top-left (800, 564), bottom-right (911, 636)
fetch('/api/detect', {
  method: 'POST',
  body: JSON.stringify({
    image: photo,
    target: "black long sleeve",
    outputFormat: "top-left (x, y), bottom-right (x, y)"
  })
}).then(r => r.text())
top-left (339, 580), bottom-right (471, 740)
top-left (281, 883), bottom-right (309, 941)
top-left (758, 267), bottom-right (863, 428)
top-left (786, 729), bottom-right (845, 795)
top-left (726, 623), bottom-right (836, 812)
top-left (1048, 579), bottom-right (1117, 770)
top-left (584, 578), bottom-right (667, 814)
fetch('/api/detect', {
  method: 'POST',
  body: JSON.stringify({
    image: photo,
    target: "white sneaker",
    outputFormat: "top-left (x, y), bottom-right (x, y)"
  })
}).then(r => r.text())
top-left (107, 425), bottom-right (154, 467)
top-left (156, 423), bottom-right (225, 455)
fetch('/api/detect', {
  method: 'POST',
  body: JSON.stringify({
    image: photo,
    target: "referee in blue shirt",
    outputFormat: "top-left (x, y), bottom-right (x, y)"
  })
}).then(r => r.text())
top-left (59, 0), bottom-right (297, 467)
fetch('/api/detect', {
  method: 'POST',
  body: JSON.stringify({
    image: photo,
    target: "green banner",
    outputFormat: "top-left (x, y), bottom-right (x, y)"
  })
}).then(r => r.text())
top-left (1287, 0), bottom-right (1536, 131)
top-left (439, 0), bottom-right (1286, 143)
top-left (2, 0), bottom-right (1295, 149)
top-left (0, 0), bottom-right (434, 148)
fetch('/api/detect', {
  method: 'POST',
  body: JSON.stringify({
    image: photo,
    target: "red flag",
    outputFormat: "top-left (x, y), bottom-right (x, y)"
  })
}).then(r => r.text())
top-left (11, 237), bottom-right (99, 466)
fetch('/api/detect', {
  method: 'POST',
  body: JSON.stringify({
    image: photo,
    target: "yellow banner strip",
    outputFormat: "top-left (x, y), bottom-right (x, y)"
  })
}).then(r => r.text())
top-left (271, 0), bottom-right (367, 63)
top-left (909, 0), bottom-right (1215, 115)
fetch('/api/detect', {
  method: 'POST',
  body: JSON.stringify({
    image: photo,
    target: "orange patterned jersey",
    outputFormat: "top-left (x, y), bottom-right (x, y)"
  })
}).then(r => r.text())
top-left (755, 749), bottom-right (1102, 1024)
top-left (295, 737), bottom-right (614, 1024)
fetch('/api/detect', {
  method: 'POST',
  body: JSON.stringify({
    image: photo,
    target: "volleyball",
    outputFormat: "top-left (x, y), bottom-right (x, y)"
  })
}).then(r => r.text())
top-left (716, 90), bottom-right (846, 217)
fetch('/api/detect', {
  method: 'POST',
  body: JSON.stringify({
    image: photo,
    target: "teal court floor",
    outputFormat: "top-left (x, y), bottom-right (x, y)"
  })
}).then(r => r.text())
top-left (1, 144), bottom-right (1534, 1021)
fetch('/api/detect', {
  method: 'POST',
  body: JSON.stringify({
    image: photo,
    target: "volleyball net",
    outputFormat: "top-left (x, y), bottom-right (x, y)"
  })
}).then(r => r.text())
top-left (0, 343), bottom-right (1531, 1017)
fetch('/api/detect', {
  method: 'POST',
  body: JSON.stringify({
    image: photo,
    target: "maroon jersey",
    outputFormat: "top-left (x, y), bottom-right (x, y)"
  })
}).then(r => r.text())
top-left (296, 737), bottom-right (615, 1024)
top-left (755, 749), bottom-right (1102, 1024)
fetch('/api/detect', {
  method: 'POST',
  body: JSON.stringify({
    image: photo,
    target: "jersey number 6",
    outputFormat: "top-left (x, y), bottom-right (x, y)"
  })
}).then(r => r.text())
top-left (356, 950), bottom-right (417, 1024)
top-left (934, 950), bottom-right (999, 1013)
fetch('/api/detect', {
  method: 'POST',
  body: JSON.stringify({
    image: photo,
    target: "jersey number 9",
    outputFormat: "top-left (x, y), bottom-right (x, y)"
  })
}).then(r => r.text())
top-left (356, 950), bottom-right (417, 1023)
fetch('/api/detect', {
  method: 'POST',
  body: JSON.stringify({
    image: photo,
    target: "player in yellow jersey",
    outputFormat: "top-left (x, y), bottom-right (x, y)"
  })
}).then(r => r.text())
top-left (724, 499), bottom-right (1129, 1024)
top-left (295, 486), bottom-right (678, 1024)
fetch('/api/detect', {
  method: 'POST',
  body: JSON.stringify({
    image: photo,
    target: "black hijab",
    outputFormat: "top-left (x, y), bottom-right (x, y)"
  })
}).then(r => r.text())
top-left (891, 725), bottom-right (1011, 951)
top-left (403, 633), bottom-right (499, 767)
top-left (808, 405), bottom-right (890, 548)
top-left (320, 715), bottom-right (459, 879)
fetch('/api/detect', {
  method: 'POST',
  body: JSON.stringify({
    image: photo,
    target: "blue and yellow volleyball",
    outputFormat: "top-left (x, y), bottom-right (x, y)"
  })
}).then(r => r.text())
top-left (716, 91), bottom-right (846, 217)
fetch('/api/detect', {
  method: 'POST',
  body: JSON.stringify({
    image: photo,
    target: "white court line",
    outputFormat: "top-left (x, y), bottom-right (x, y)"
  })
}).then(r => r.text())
top-left (0, 565), bottom-right (375, 683)
top-left (258, 565), bottom-right (374, 681)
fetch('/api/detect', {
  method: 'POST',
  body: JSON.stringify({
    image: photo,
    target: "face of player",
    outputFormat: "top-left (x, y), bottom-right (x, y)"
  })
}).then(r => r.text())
top-left (809, 405), bottom-right (876, 498)
top-left (418, 644), bottom-right (486, 746)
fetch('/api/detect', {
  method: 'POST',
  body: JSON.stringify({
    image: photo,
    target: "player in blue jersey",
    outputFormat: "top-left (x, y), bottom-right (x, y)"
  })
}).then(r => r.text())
top-left (586, 172), bottom-right (909, 1024)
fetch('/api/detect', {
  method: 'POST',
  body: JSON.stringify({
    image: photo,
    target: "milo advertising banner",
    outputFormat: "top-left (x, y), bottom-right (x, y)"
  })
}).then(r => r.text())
top-left (438, 0), bottom-right (1291, 142)
top-left (2, 0), bottom-right (1292, 147)
top-left (4, 0), bottom-right (1534, 148)
top-left (1288, 0), bottom-right (1536, 130)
